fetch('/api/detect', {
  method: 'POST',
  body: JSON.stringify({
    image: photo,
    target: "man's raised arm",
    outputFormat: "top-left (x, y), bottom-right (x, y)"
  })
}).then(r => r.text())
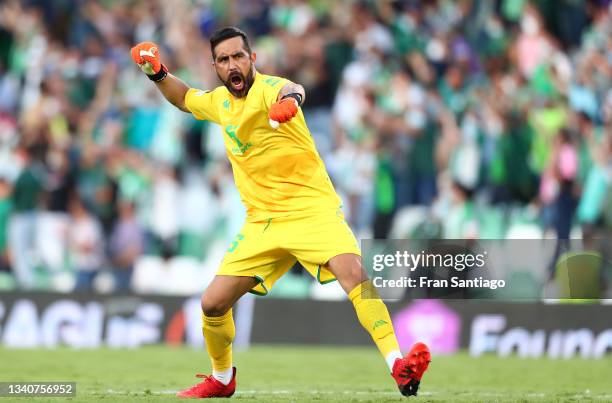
top-left (130, 42), bottom-right (190, 112)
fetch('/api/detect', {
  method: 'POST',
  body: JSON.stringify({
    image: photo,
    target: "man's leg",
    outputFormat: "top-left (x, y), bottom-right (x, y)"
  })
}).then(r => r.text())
top-left (177, 275), bottom-right (257, 398)
top-left (327, 253), bottom-right (430, 396)
top-left (200, 275), bottom-right (258, 383)
top-left (327, 253), bottom-right (402, 369)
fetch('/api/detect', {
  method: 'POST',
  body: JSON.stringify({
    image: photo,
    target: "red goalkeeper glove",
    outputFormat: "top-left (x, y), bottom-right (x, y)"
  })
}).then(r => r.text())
top-left (130, 41), bottom-right (168, 82)
top-left (268, 97), bottom-right (299, 126)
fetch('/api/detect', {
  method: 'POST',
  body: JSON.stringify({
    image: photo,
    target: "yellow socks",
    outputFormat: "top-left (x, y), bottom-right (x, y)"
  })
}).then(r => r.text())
top-left (202, 309), bottom-right (235, 374)
top-left (349, 281), bottom-right (402, 370)
top-left (201, 283), bottom-right (402, 375)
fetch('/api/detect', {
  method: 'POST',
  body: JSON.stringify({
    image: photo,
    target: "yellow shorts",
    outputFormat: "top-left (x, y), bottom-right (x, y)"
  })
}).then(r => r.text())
top-left (218, 209), bottom-right (361, 295)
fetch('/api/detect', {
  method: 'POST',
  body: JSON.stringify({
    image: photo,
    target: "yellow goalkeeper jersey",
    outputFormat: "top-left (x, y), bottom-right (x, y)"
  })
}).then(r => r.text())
top-left (185, 72), bottom-right (341, 222)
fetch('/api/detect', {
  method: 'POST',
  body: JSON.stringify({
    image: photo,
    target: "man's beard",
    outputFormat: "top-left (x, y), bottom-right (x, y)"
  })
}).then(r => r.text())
top-left (221, 64), bottom-right (255, 98)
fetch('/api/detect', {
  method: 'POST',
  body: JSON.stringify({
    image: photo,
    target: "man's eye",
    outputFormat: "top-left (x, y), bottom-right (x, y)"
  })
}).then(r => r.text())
top-left (234, 53), bottom-right (244, 59)
top-left (218, 57), bottom-right (228, 63)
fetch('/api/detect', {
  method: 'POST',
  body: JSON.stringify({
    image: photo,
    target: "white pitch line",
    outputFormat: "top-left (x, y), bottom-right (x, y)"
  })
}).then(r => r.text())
top-left (99, 389), bottom-right (612, 400)
top-left (102, 389), bottom-right (412, 395)
top-left (240, 391), bottom-right (404, 397)
top-left (100, 390), bottom-right (497, 398)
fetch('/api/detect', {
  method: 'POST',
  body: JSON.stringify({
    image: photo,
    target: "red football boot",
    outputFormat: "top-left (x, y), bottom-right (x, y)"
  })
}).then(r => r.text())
top-left (176, 368), bottom-right (236, 398)
top-left (391, 342), bottom-right (431, 396)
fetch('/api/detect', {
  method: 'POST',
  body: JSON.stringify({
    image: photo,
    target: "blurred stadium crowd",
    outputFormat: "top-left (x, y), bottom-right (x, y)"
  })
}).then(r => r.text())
top-left (0, 0), bottom-right (610, 295)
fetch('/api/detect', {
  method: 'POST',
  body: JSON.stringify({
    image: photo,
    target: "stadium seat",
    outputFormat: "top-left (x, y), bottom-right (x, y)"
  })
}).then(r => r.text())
top-left (505, 223), bottom-right (543, 239)
top-left (499, 271), bottom-right (541, 299)
top-left (93, 270), bottom-right (116, 294)
top-left (0, 272), bottom-right (16, 290)
top-left (178, 232), bottom-right (208, 259)
top-left (132, 256), bottom-right (166, 294)
top-left (478, 208), bottom-right (506, 239)
top-left (268, 273), bottom-right (311, 299)
top-left (166, 256), bottom-right (206, 295)
top-left (310, 280), bottom-right (346, 301)
top-left (555, 251), bottom-right (602, 299)
top-left (133, 255), bottom-right (212, 295)
top-left (389, 206), bottom-right (429, 238)
top-left (201, 240), bottom-right (228, 280)
top-left (50, 271), bottom-right (76, 293)
top-left (33, 266), bottom-right (52, 290)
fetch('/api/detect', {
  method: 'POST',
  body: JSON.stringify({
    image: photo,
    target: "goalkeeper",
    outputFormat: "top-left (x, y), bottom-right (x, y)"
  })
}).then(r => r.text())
top-left (131, 26), bottom-right (430, 399)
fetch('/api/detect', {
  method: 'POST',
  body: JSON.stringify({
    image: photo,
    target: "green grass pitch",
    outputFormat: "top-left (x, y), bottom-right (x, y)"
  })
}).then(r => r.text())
top-left (0, 345), bottom-right (610, 402)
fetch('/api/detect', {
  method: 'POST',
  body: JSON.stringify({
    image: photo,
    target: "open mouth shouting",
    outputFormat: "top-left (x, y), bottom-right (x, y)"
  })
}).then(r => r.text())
top-left (221, 64), bottom-right (254, 98)
top-left (229, 72), bottom-right (244, 91)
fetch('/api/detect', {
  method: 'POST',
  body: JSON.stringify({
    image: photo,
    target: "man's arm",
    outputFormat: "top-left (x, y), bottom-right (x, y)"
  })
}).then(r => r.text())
top-left (130, 42), bottom-right (190, 112)
top-left (277, 82), bottom-right (306, 105)
top-left (155, 73), bottom-right (190, 112)
top-left (268, 81), bottom-right (305, 127)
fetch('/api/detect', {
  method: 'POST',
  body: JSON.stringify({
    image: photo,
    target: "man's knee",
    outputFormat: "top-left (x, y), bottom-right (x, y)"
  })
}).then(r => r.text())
top-left (201, 294), bottom-right (232, 317)
top-left (344, 265), bottom-right (367, 291)
top-left (343, 256), bottom-right (367, 280)
top-left (329, 254), bottom-right (368, 293)
top-left (349, 261), bottom-right (367, 281)
top-left (200, 275), bottom-right (257, 316)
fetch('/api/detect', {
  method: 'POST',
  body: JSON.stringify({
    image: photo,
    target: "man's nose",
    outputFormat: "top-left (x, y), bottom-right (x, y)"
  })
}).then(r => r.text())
top-left (228, 57), bottom-right (238, 71)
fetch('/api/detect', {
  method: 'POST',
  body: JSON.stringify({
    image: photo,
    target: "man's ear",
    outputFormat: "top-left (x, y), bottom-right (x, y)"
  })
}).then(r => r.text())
top-left (251, 51), bottom-right (257, 64)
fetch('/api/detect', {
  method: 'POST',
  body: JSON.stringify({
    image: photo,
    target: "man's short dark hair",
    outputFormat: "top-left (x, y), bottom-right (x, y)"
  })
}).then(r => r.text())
top-left (210, 27), bottom-right (251, 59)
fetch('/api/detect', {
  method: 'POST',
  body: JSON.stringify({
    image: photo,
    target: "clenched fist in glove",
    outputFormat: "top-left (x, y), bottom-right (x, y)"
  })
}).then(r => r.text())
top-left (130, 42), bottom-right (168, 82)
top-left (268, 97), bottom-right (299, 128)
